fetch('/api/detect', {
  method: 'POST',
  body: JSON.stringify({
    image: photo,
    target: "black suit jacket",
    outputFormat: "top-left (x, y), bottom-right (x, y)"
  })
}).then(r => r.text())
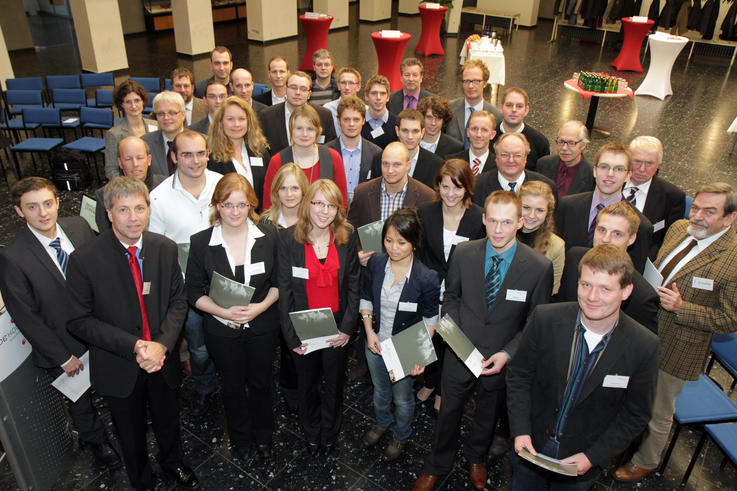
top-left (0, 217), bottom-right (95, 369)
top-left (638, 176), bottom-right (686, 259)
top-left (417, 200), bottom-right (486, 283)
top-left (472, 170), bottom-right (557, 207)
top-left (207, 147), bottom-right (271, 208)
top-left (361, 112), bottom-right (398, 150)
top-left (347, 176), bottom-right (435, 229)
top-left (442, 239), bottom-right (553, 390)
top-left (434, 133), bottom-right (464, 159)
top-left (507, 303), bottom-right (659, 470)
top-left (536, 155), bottom-right (596, 198)
top-left (66, 231), bottom-right (187, 398)
top-left (446, 148), bottom-right (497, 175)
top-left (370, 147), bottom-right (442, 189)
top-left (554, 192), bottom-right (653, 273)
top-left (187, 116), bottom-right (210, 136)
top-left (387, 88), bottom-right (435, 115)
top-left (558, 246), bottom-right (659, 333)
top-left (326, 136), bottom-right (382, 184)
top-left (185, 222), bottom-right (279, 337)
top-left (258, 102), bottom-right (337, 154)
top-left (277, 225), bottom-right (360, 349)
top-left (253, 90), bottom-right (275, 106)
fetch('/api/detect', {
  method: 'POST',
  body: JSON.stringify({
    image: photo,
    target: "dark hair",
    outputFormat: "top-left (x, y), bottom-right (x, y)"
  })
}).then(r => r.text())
top-left (113, 80), bottom-right (148, 111)
top-left (433, 159), bottom-right (475, 208)
top-left (397, 108), bottom-right (424, 130)
top-left (337, 95), bottom-right (366, 119)
top-left (11, 177), bottom-right (57, 207)
top-left (382, 208), bottom-right (424, 251)
top-left (170, 67), bottom-right (194, 85)
top-left (417, 96), bottom-right (454, 130)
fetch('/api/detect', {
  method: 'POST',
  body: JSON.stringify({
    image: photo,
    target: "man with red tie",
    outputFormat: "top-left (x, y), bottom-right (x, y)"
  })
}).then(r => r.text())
top-left (446, 110), bottom-right (497, 176)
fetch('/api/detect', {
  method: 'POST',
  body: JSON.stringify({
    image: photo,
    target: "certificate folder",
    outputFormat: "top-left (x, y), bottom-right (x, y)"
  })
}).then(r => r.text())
top-left (288, 308), bottom-right (340, 354)
top-left (209, 271), bottom-right (255, 309)
top-left (519, 449), bottom-right (578, 476)
top-left (357, 219), bottom-right (384, 253)
top-left (435, 314), bottom-right (485, 378)
top-left (380, 320), bottom-right (437, 383)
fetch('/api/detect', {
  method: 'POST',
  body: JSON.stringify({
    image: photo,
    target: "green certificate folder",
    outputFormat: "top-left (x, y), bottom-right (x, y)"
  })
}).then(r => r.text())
top-left (177, 243), bottom-right (190, 276)
top-left (288, 308), bottom-right (340, 354)
top-left (380, 320), bottom-right (438, 383)
top-left (357, 219), bottom-right (384, 253)
top-left (209, 271), bottom-right (255, 309)
top-left (436, 314), bottom-right (485, 378)
top-left (79, 194), bottom-right (98, 233)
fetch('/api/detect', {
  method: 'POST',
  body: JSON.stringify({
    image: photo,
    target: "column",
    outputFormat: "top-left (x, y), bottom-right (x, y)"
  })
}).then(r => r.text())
top-left (398, 0), bottom-right (418, 15)
top-left (447, 0), bottom-right (463, 34)
top-left (171, 0), bottom-right (215, 56)
top-left (247, 0), bottom-right (298, 42)
top-left (69, 0), bottom-right (128, 73)
top-left (0, 0), bottom-right (33, 51)
top-left (0, 24), bottom-right (15, 90)
top-left (313, 0), bottom-right (349, 29)
top-left (360, 0), bottom-right (391, 22)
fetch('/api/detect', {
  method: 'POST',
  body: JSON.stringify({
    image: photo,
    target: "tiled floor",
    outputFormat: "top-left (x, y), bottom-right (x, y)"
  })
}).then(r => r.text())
top-left (1, 4), bottom-right (737, 490)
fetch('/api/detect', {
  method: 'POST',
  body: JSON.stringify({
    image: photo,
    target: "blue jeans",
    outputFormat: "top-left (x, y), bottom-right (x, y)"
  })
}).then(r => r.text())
top-left (365, 346), bottom-right (415, 441)
top-left (509, 438), bottom-right (599, 491)
top-left (184, 308), bottom-right (218, 395)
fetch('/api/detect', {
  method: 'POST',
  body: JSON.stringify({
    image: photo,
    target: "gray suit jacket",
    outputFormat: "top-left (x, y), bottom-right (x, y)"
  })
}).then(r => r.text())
top-left (104, 118), bottom-right (158, 179)
top-left (141, 130), bottom-right (171, 176)
top-left (188, 116), bottom-right (210, 136)
top-left (445, 97), bottom-right (502, 143)
top-left (387, 88), bottom-right (435, 115)
top-left (251, 99), bottom-right (267, 115)
top-left (189, 97), bottom-right (208, 126)
top-left (326, 136), bottom-right (382, 184)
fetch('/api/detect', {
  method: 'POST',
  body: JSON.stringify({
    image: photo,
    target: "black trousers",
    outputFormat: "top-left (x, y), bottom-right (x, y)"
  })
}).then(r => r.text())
top-left (47, 366), bottom-right (105, 445)
top-left (423, 352), bottom-right (505, 475)
top-left (205, 327), bottom-right (278, 447)
top-left (104, 369), bottom-right (182, 491)
top-left (291, 344), bottom-right (349, 445)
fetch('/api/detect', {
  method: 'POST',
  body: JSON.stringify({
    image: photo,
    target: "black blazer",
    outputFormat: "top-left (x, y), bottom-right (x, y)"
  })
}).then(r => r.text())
top-left (417, 200), bottom-right (486, 283)
top-left (507, 302), bottom-right (659, 472)
top-left (472, 170), bottom-right (557, 207)
top-left (277, 225), bottom-right (360, 349)
top-left (361, 253), bottom-right (440, 336)
top-left (387, 88), bottom-right (435, 115)
top-left (443, 239), bottom-right (553, 390)
top-left (253, 90), bottom-right (275, 106)
top-left (536, 155), bottom-right (596, 198)
top-left (66, 231), bottom-right (187, 398)
top-left (326, 136), bottom-right (382, 184)
top-left (446, 148), bottom-right (497, 175)
top-left (370, 147), bottom-right (443, 189)
top-left (258, 102), bottom-right (337, 154)
top-left (0, 217), bottom-right (95, 369)
top-left (554, 192), bottom-right (653, 273)
top-left (361, 112), bottom-right (399, 150)
top-left (558, 246), bottom-right (659, 333)
top-left (207, 146), bottom-right (271, 208)
top-left (433, 133), bottom-right (464, 159)
top-left (185, 222), bottom-right (279, 338)
top-left (639, 175), bottom-right (686, 258)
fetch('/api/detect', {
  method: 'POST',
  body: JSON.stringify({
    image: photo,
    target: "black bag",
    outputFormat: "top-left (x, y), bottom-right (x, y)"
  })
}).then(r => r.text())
top-left (51, 148), bottom-right (90, 191)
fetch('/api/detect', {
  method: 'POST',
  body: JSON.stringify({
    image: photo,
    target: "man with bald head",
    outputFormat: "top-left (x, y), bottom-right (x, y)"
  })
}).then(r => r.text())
top-left (537, 120), bottom-right (595, 199)
top-left (229, 68), bottom-right (267, 114)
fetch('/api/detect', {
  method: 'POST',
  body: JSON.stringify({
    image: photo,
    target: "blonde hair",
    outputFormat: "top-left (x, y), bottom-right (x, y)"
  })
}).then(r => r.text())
top-left (289, 104), bottom-right (322, 145)
top-left (261, 163), bottom-right (310, 224)
top-left (294, 179), bottom-right (351, 245)
top-left (518, 181), bottom-right (556, 254)
top-left (208, 96), bottom-right (269, 162)
top-left (209, 172), bottom-right (260, 225)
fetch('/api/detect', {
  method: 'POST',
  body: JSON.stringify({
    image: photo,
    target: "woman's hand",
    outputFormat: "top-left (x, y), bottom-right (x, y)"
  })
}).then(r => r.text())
top-left (223, 306), bottom-right (250, 324)
top-left (410, 364), bottom-right (425, 377)
top-left (292, 343), bottom-right (309, 355)
top-left (241, 302), bottom-right (265, 323)
top-left (327, 331), bottom-right (350, 348)
top-left (366, 329), bottom-right (382, 355)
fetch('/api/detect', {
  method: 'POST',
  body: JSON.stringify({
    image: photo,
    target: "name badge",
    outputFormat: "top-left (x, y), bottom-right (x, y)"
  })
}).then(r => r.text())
top-left (292, 266), bottom-right (309, 279)
top-left (506, 289), bottom-right (527, 302)
top-left (250, 262), bottom-right (265, 275)
top-left (317, 135), bottom-right (325, 144)
top-left (653, 219), bottom-right (665, 232)
top-left (603, 375), bottom-right (630, 388)
top-left (250, 157), bottom-right (263, 167)
top-left (398, 301), bottom-right (418, 312)
top-left (692, 277), bottom-right (714, 291)
top-left (142, 282), bottom-right (151, 295)
top-left (370, 126), bottom-right (384, 138)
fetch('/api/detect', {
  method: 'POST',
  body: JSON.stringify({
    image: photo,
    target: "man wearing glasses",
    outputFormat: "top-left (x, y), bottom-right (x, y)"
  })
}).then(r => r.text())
top-left (324, 67), bottom-right (363, 138)
top-left (142, 91), bottom-right (187, 176)
top-left (491, 87), bottom-right (550, 171)
top-left (445, 59), bottom-right (501, 148)
top-left (188, 81), bottom-right (228, 136)
top-left (555, 142), bottom-right (653, 272)
top-left (537, 120), bottom-right (596, 199)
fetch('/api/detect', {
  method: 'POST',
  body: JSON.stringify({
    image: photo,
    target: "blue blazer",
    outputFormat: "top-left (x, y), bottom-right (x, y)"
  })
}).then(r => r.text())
top-left (361, 253), bottom-right (440, 337)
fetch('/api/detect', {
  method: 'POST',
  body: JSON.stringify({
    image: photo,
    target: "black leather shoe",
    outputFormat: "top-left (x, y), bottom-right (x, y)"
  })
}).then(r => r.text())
top-left (162, 464), bottom-right (199, 488)
top-left (305, 442), bottom-right (320, 456)
top-left (88, 440), bottom-right (121, 469)
top-left (321, 442), bottom-right (340, 459)
top-left (254, 443), bottom-right (272, 463)
top-left (231, 443), bottom-right (253, 462)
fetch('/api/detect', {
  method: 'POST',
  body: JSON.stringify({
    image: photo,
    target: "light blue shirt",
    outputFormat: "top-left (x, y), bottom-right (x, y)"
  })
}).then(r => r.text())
top-left (484, 239), bottom-right (517, 286)
top-left (340, 137), bottom-right (362, 192)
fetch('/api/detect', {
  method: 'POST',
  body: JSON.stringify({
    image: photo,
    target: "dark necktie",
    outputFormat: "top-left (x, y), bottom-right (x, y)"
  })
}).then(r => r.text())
top-left (625, 187), bottom-right (638, 205)
top-left (49, 237), bottom-right (68, 276)
top-left (587, 203), bottom-right (605, 246)
top-left (464, 107), bottom-right (475, 149)
top-left (405, 95), bottom-right (417, 110)
top-left (485, 256), bottom-right (503, 310)
top-left (472, 157), bottom-right (481, 176)
top-left (659, 239), bottom-right (698, 285)
top-left (127, 246), bottom-right (151, 341)
top-left (166, 140), bottom-right (176, 175)
top-left (556, 165), bottom-right (568, 195)
top-left (508, 182), bottom-right (517, 192)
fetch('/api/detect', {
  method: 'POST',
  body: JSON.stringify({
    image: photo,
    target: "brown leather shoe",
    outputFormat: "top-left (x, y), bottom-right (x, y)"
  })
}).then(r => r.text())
top-left (469, 463), bottom-right (487, 489)
top-left (412, 473), bottom-right (439, 491)
top-left (614, 461), bottom-right (655, 482)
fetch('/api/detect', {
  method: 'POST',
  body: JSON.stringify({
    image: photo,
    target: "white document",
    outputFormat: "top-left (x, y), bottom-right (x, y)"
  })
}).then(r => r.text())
top-left (653, 220), bottom-right (665, 232)
top-left (464, 348), bottom-right (485, 378)
top-left (292, 266), bottom-right (309, 279)
top-left (425, 2), bottom-right (442, 8)
top-left (643, 258), bottom-right (663, 289)
top-left (304, 11), bottom-right (320, 18)
top-left (51, 351), bottom-right (91, 402)
top-left (250, 157), bottom-right (263, 167)
top-left (370, 127), bottom-right (385, 138)
top-left (79, 194), bottom-right (99, 233)
top-left (63, 117), bottom-right (79, 124)
top-left (304, 334), bottom-right (334, 354)
top-left (380, 338), bottom-right (405, 381)
top-left (381, 30), bottom-right (402, 38)
top-left (249, 261), bottom-right (265, 275)
top-left (692, 277), bottom-right (714, 291)
top-left (603, 374), bottom-right (630, 388)
top-left (506, 289), bottom-right (527, 302)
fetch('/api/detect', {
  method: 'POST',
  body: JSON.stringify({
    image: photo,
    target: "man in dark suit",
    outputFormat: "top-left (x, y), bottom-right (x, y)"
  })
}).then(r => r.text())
top-left (142, 91), bottom-right (186, 176)
top-left (447, 110), bottom-right (498, 176)
top-left (253, 56), bottom-right (288, 107)
top-left (258, 71), bottom-right (337, 154)
top-left (0, 177), bottom-right (120, 469)
top-left (229, 68), bottom-right (267, 114)
top-left (193, 45), bottom-right (233, 98)
top-left (66, 177), bottom-right (197, 490)
top-left (558, 202), bottom-right (659, 333)
top-left (507, 245), bottom-right (659, 489)
top-left (362, 74), bottom-right (398, 149)
top-left (472, 133), bottom-right (556, 207)
top-left (171, 67), bottom-right (207, 126)
top-left (188, 81), bottom-right (227, 136)
top-left (414, 191), bottom-right (553, 491)
top-left (386, 58), bottom-right (435, 115)
top-left (418, 96), bottom-right (464, 159)
top-left (623, 136), bottom-right (686, 259)
top-left (537, 120), bottom-right (595, 199)
top-left (326, 96), bottom-right (382, 200)
top-left (555, 142), bottom-right (653, 273)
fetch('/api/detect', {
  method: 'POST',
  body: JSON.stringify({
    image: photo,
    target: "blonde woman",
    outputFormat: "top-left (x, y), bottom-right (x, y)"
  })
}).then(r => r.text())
top-left (261, 162), bottom-right (309, 229)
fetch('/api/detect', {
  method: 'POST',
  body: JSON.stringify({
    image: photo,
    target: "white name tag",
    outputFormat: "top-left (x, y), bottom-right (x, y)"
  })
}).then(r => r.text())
top-left (692, 277), bottom-right (714, 291)
top-left (142, 282), bottom-right (151, 295)
top-left (317, 135), bottom-right (325, 144)
top-left (250, 157), bottom-right (263, 167)
top-left (292, 266), bottom-right (309, 279)
top-left (398, 301), bottom-right (418, 312)
top-left (370, 126), bottom-right (384, 138)
top-left (653, 219), bottom-right (665, 232)
top-left (603, 375), bottom-right (630, 388)
top-left (505, 289), bottom-right (527, 302)
top-left (250, 262), bottom-right (265, 275)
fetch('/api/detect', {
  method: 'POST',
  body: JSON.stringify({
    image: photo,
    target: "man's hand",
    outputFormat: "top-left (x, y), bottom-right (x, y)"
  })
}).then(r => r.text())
top-left (135, 340), bottom-right (167, 373)
top-left (293, 343), bottom-right (308, 355)
top-left (62, 355), bottom-right (84, 377)
top-left (560, 453), bottom-right (592, 475)
top-left (480, 351), bottom-right (509, 376)
top-left (328, 331), bottom-right (350, 348)
top-left (657, 282), bottom-right (683, 314)
top-left (514, 435), bottom-right (537, 456)
top-left (358, 250), bottom-right (374, 267)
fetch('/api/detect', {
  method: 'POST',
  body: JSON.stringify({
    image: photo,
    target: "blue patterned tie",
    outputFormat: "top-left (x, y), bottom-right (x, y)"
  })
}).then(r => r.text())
top-left (49, 237), bottom-right (68, 276)
top-left (485, 256), bottom-right (502, 310)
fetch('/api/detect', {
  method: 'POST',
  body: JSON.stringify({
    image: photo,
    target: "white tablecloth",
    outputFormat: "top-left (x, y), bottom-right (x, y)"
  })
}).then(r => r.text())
top-left (459, 41), bottom-right (506, 86)
top-left (635, 33), bottom-right (688, 100)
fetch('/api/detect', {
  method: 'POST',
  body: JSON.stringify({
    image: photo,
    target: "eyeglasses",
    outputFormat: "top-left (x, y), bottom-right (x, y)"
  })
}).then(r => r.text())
top-left (338, 80), bottom-right (358, 86)
top-left (155, 110), bottom-right (182, 118)
top-left (287, 85), bottom-right (310, 93)
top-left (177, 150), bottom-right (208, 160)
top-left (310, 201), bottom-right (338, 211)
top-left (122, 98), bottom-right (142, 106)
top-left (206, 93), bottom-right (227, 100)
top-left (220, 202), bottom-right (249, 209)
top-left (462, 79), bottom-right (484, 86)
top-left (499, 153), bottom-right (525, 161)
top-left (596, 163), bottom-right (629, 174)
top-left (555, 138), bottom-right (582, 147)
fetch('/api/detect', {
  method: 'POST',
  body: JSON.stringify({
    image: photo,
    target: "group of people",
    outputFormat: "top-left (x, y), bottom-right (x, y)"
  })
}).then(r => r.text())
top-left (1, 44), bottom-right (736, 491)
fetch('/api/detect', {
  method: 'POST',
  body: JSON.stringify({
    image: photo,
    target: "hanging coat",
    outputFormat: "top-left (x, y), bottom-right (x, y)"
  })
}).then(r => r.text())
top-left (720, 0), bottom-right (737, 40)
top-left (688, 0), bottom-right (703, 30)
top-left (699, 0), bottom-right (720, 39)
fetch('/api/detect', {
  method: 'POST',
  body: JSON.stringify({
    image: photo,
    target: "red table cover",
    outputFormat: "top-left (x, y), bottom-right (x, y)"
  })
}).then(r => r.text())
top-left (371, 31), bottom-right (412, 91)
top-left (299, 15), bottom-right (334, 71)
top-left (610, 18), bottom-right (655, 72)
top-left (564, 79), bottom-right (634, 99)
top-left (415, 5), bottom-right (448, 56)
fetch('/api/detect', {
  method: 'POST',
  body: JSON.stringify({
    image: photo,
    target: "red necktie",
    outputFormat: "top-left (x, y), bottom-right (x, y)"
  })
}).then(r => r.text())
top-left (127, 246), bottom-right (151, 341)
top-left (472, 158), bottom-right (481, 176)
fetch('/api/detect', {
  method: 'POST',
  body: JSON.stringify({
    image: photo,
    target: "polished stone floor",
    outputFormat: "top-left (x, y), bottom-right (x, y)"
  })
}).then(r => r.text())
top-left (1, 3), bottom-right (737, 490)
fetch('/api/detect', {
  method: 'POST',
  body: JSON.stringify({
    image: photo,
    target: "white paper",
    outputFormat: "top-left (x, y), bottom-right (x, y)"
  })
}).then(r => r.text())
top-left (292, 266), bottom-right (309, 279)
top-left (381, 30), bottom-right (402, 38)
top-left (603, 374), bottom-right (630, 388)
top-left (249, 261), bottom-right (265, 275)
top-left (398, 301), bottom-right (418, 312)
top-left (653, 219), bottom-right (665, 232)
top-left (147, 124), bottom-right (158, 132)
top-left (464, 348), bottom-right (485, 378)
top-left (692, 277), bottom-right (714, 291)
top-left (379, 338), bottom-right (405, 382)
top-left (370, 127), bottom-right (385, 138)
top-left (506, 289), bottom-right (527, 302)
top-left (631, 16), bottom-right (650, 23)
top-left (51, 351), bottom-right (91, 402)
top-left (452, 235), bottom-right (469, 245)
top-left (250, 157), bottom-right (263, 167)
top-left (63, 117), bottom-right (79, 124)
top-left (643, 258), bottom-right (663, 289)
top-left (303, 334), bottom-right (335, 354)
top-left (79, 194), bottom-right (99, 233)
top-left (304, 11), bottom-right (320, 18)
top-left (425, 2), bottom-right (441, 8)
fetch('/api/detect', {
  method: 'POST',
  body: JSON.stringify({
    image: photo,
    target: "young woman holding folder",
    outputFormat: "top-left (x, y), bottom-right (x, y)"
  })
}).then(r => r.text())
top-left (184, 173), bottom-right (280, 463)
top-left (277, 179), bottom-right (360, 458)
top-left (359, 208), bottom-right (440, 461)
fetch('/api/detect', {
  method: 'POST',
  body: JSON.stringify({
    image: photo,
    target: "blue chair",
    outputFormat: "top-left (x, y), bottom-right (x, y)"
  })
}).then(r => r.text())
top-left (46, 75), bottom-right (81, 90)
top-left (164, 78), bottom-right (172, 90)
top-left (81, 72), bottom-right (114, 106)
top-left (95, 88), bottom-right (114, 109)
top-left (10, 107), bottom-right (66, 175)
top-left (253, 83), bottom-right (269, 96)
top-left (707, 332), bottom-right (737, 391)
top-left (52, 88), bottom-right (87, 110)
top-left (79, 107), bottom-right (113, 132)
top-left (143, 91), bottom-right (159, 117)
top-left (129, 77), bottom-right (161, 93)
top-left (681, 423), bottom-right (737, 486)
top-left (6, 77), bottom-right (44, 91)
top-left (63, 116), bottom-right (106, 182)
top-left (5, 89), bottom-right (44, 116)
top-left (685, 196), bottom-right (694, 219)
